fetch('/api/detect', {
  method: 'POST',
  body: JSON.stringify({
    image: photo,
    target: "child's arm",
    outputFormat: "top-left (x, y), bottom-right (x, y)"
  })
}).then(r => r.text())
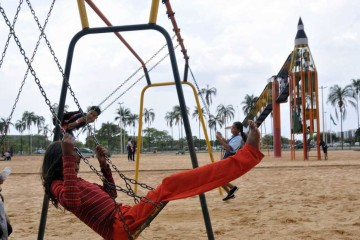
top-left (96, 145), bottom-right (117, 197)
top-left (65, 113), bottom-right (85, 130)
top-left (52, 134), bottom-right (81, 210)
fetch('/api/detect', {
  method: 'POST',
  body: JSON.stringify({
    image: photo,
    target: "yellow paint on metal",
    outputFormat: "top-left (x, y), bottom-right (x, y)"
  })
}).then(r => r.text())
top-left (149, 0), bottom-right (160, 24)
top-left (77, 0), bottom-right (89, 29)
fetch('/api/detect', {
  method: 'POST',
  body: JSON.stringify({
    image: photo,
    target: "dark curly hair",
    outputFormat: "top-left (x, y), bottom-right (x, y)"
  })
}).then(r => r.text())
top-left (40, 141), bottom-right (63, 208)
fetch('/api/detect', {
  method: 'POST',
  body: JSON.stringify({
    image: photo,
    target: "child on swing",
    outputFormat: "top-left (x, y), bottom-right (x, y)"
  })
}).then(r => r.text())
top-left (41, 120), bottom-right (263, 240)
top-left (56, 106), bottom-right (101, 136)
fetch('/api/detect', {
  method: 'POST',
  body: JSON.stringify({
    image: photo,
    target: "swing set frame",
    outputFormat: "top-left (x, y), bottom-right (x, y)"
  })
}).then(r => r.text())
top-left (38, 1), bottom-right (215, 239)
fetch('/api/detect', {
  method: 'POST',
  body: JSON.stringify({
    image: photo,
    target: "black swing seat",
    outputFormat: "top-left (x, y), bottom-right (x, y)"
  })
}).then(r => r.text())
top-left (131, 202), bottom-right (168, 239)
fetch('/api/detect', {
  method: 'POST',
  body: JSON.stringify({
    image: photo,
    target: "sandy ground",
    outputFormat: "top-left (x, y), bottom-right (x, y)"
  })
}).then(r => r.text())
top-left (0, 148), bottom-right (359, 240)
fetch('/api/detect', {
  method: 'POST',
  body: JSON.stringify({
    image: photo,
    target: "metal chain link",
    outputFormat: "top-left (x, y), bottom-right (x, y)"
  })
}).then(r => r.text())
top-left (23, 1), bottom-right (155, 207)
top-left (0, 0), bottom-right (169, 239)
top-left (0, 0), bottom-right (57, 147)
top-left (0, 0), bottom-right (23, 69)
top-left (26, 0), bottom-right (158, 195)
top-left (25, 0), bottom-right (84, 117)
top-left (22, 1), bottom-right (138, 201)
top-left (78, 147), bottom-right (163, 239)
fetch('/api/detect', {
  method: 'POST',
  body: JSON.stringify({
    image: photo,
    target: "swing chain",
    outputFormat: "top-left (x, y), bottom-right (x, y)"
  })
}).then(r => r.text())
top-left (0, 0), bottom-right (23, 69)
top-left (0, 0), bottom-right (24, 145)
top-left (79, 152), bottom-right (134, 239)
top-left (0, 0), bottom-right (57, 149)
top-left (0, 5), bottom-right (64, 132)
top-left (78, 150), bottom-right (162, 206)
top-left (0, 4), bottom-right (157, 238)
top-left (25, 0), bottom-right (85, 118)
top-left (86, 126), bottom-right (155, 191)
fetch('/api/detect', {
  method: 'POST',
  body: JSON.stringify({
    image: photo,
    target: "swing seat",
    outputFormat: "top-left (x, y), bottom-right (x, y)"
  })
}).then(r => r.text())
top-left (131, 202), bottom-right (168, 239)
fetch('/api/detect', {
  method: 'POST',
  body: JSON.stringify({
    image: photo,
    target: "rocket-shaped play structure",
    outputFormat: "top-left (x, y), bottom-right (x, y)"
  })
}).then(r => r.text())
top-left (243, 17), bottom-right (321, 160)
top-left (289, 18), bottom-right (321, 160)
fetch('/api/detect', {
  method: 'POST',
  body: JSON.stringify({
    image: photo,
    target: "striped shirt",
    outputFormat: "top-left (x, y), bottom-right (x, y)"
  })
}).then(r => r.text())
top-left (51, 156), bottom-right (119, 240)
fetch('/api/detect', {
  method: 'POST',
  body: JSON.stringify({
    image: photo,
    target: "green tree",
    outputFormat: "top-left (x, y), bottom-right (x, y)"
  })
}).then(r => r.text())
top-left (172, 105), bottom-right (189, 149)
top-left (208, 114), bottom-right (223, 146)
top-left (0, 118), bottom-right (13, 135)
top-left (34, 115), bottom-right (45, 134)
top-left (94, 122), bottom-right (121, 151)
top-left (241, 94), bottom-right (258, 116)
top-left (216, 104), bottom-right (235, 138)
top-left (327, 84), bottom-right (356, 149)
top-left (22, 111), bottom-right (37, 153)
top-left (165, 111), bottom-right (176, 149)
top-left (199, 85), bottom-right (217, 107)
top-left (143, 108), bottom-right (155, 151)
top-left (192, 107), bottom-right (207, 149)
top-left (115, 103), bottom-right (131, 153)
top-left (126, 113), bottom-right (139, 137)
top-left (15, 119), bottom-right (26, 154)
top-left (40, 124), bottom-right (51, 141)
top-left (355, 128), bottom-right (360, 142)
top-left (351, 78), bottom-right (360, 129)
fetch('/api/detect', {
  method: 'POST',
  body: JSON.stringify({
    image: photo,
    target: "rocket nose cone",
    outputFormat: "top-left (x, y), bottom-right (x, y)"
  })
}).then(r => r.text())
top-left (298, 17), bottom-right (303, 26)
top-left (295, 17), bottom-right (308, 46)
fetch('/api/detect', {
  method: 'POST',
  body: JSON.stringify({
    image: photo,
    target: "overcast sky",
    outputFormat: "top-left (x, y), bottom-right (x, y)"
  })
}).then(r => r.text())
top-left (0, 0), bottom-right (359, 143)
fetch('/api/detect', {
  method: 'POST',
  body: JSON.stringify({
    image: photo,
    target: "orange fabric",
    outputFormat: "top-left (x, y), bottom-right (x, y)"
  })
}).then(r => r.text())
top-left (112, 143), bottom-right (263, 239)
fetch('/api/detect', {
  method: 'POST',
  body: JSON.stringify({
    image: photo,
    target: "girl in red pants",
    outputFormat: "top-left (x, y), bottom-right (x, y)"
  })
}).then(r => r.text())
top-left (41, 121), bottom-right (263, 240)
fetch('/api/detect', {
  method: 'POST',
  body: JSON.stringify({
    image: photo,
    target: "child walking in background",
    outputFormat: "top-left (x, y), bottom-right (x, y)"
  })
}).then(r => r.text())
top-left (41, 121), bottom-right (263, 240)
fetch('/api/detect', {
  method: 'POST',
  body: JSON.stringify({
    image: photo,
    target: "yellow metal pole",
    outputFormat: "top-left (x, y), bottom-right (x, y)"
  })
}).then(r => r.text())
top-left (149, 0), bottom-right (160, 24)
top-left (134, 88), bottom-right (146, 193)
top-left (134, 82), bottom-right (222, 195)
top-left (77, 0), bottom-right (89, 29)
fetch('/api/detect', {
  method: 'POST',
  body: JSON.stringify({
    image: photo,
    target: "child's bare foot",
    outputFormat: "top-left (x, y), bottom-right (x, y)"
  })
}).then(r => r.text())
top-left (246, 120), bottom-right (260, 150)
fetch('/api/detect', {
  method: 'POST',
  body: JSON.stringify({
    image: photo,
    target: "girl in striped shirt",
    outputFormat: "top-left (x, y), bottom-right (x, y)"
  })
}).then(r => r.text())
top-left (41, 120), bottom-right (263, 239)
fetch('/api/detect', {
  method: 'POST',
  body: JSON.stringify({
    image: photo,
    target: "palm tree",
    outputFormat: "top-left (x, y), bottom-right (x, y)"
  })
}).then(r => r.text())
top-left (0, 118), bottom-right (13, 135)
top-left (216, 104), bottom-right (235, 138)
top-left (351, 78), bottom-right (360, 129)
top-left (327, 84), bottom-right (356, 149)
top-left (208, 114), bottom-right (223, 147)
top-left (22, 111), bottom-right (37, 154)
top-left (199, 85), bottom-right (217, 107)
top-left (192, 107), bottom-right (207, 149)
top-left (40, 124), bottom-right (51, 139)
top-left (172, 105), bottom-right (189, 149)
top-left (115, 103), bottom-right (131, 153)
top-left (127, 113), bottom-right (139, 137)
top-left (143, 108), bottom-right (155, 151)
top-left (241, 94), bottom-right (258, 116)
top-left (34, 116), bottom-right (45, 134)
top-left (15, 119), bottom-right (26, 154)
top-left (165, 111), bottom-right (176, 150)
top-left (33, 115), bottom-right (45, 150)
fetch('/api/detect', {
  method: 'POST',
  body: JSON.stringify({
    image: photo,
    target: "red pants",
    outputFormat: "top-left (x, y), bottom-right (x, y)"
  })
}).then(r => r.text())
top-left (113, 143), bottom-right (263, 239)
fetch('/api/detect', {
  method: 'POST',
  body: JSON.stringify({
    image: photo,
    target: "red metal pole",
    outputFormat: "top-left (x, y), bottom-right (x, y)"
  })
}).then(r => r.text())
top-left (272, 78), bottom-right (281, 158)
top-left (85, 0), bottom-right (146, 67)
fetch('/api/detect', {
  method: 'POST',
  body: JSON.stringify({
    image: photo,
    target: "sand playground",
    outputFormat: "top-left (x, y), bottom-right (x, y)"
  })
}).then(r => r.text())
top-left (1, 149), bottom-right (359, 240)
